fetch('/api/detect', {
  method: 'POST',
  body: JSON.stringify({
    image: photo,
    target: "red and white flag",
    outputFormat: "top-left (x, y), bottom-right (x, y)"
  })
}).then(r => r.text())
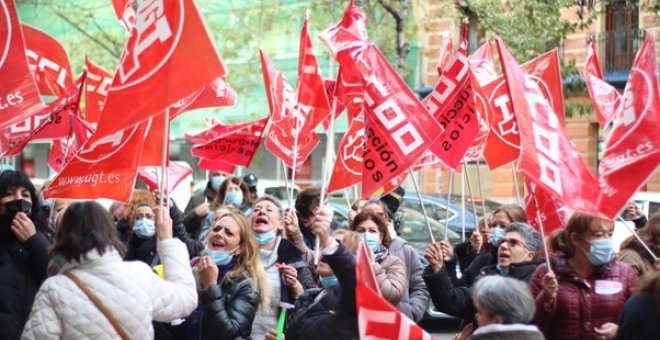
top-left (425, 24), bottom-right (479, 169)
top-left (92, 0), bottom-right (226, 140)
top-left (596, 34), bottom-right (660, 220)
top-left (295, 15), bottom-right (332, 132)
top-left (191, 117), bottom-right (268, 168)
top-left (23, 24), bottom-right (73, 97)
top-left (138, 161), bottom-right (193, 194)
top-left (481, 50), bottom-right (565, 170)
top-left (261, 50), bottom-right (319, 169)
top-left (0, 0), bottom-right (44, 129)
top-left (584, 40), bottom-right (621, 127)
top-left (169, 77), bottom-right (237, 119)
top-left (328, 113), bottom-right (364, 192)
top-left (47, 116), bottom-right (95, 173)
top-left (524, 178), bottom-right (570, 236)
top-left (198, 158), bottom-right (235, 174)
top-left (44, 122), bottom-right (149, 202)
top-left (111, 0), bottom-right (136, 31)
top-left (84, 57), bottom-right (112, 123)
top-left (320, 1), bottom-right (442, 198)
top-left (496, 38), bottom-right (600, 217)
top-left (0, 72), bottom-right (85, 157)
top-left (356, 242), bottom-right (435, 339)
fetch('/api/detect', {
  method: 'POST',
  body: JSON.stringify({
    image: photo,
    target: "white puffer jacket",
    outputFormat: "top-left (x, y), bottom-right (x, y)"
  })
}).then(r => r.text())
top-left (21, 238), bottom-right (197, 339)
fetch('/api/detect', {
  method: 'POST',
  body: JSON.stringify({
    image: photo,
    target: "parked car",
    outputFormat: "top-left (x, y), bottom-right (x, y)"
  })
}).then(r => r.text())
top-left (400, 193), bottom-right (478, 239)
top-left (447, 194), bottom-right (502, 218)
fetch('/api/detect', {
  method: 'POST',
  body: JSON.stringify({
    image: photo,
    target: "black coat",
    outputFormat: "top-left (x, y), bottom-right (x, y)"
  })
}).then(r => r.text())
top-left (617, 292), bottom-right (660, 340)
top-left (183, 183), bottom-right (216, 238)
top-left (200, 275), bottom-right (261, 340)
top-left (276, 239), bottom-right (316, 305)
top-left (284, 243), bottom-right (358, 340)
top-left (423, 260), bottom-right (541, 321)
top-left (0, 230), bottom-right (51, 340)
top-left (126, 203), bottom-right (204, 265)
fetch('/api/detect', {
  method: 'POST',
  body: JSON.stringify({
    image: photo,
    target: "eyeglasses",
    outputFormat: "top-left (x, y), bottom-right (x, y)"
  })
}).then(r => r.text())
top-left (497, 238), bottom-right (527, 249)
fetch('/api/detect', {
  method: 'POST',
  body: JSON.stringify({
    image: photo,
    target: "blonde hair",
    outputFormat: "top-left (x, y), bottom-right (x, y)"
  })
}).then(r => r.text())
top-left (206, 211), bottom-right (271, 310)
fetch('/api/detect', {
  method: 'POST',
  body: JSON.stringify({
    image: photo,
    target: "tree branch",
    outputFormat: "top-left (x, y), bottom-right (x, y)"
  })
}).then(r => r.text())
top-left (376, 0), bottom-right (402, 21)
top-left (49, 7), bottom-right (121, 58)
top-left (90, 15), bottom-right (123, 56)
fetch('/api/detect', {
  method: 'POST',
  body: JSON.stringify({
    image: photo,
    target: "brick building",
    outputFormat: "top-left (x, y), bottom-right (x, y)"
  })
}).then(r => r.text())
top-left (418, 2), bottom-right (660, 202)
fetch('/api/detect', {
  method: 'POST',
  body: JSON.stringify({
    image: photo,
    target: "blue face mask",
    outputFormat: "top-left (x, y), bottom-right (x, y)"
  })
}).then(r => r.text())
top-left (490, 227), bottom-right (505, 246)
top-left (320, 275), bottom-right (339, 288)
top-left (363, 232), bottom-right (381, 252)
top-left (204, 246), bottom-right (234, 266)
top-left (582, 237), bottom-right (615, 266)
top-left (224, 190), bottom-right (243, 206)
top-left (211, 175), bottom-right (225, 191)
top-left (134, 218), bottom-right (156, 239)
top-left (255, 229), bottom-right (277, 245)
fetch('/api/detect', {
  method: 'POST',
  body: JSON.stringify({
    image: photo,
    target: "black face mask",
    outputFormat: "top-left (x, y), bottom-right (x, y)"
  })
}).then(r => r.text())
top-left (2, 199), bottom-right (32, 222)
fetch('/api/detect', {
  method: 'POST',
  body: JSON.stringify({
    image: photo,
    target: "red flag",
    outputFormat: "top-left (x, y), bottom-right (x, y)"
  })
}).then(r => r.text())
top-left (261, 50), bottom-right (319, 169)
top-left (468, 42), bottom-right (498, 86)
top-left (356, 242), bottom-right (434, 339)
top-left (524, 178), bottom-right (570, 236)
top-left (584, 40), bottom-right (621, 126)
top-left (48, 116), bottom-right (94, 173)
top-left (425, 24), bottom-right (479, 169)
top-left (138, 161), bottom-right (192, 194)
top-left (169, 77), bottom-right (237, 119)
top-left (44, 122), bottom-right (148, 202)
top-left (327, 113), bottom-right (364, 192)
top-left (197, 158), bottom-right (235, 173)
top-left (112, 0), bottom-right (136, 31)
top-left (295, 15), bottom-right (332, 132)
top-left (411, 151), bottom-right (448, 172)
top-left (191, 117), bottom-right (268, 168)
top-left (84, 57), bottom-right (112, 123)
top-left (0, 72), bottom-right (85, 157)
top-left (92, 0), bottom-right (226, 140)
top-left (23, 24), bottom-right (73, 97)
top-left (482, 50), bottom-right (565, 170)
top-left (496, 38), bottom-right (600, 217)
top-left (185, 119), bottom-right (257, 145)
top-left (436, 30), bottom-right (453, 76)
top-left (320, 2), bottom-right (442, 198)
top-left (596, 34), bottom-right (660, 220)
top-left (0, 0), bottom-right (44, 129)
top-left (138, 114), bottom-right (167, 167)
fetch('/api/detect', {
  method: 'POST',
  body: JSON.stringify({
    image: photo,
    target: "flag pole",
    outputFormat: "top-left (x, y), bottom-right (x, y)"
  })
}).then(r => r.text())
top-left (290, 109), bottom-right (301, 204)
top-left (617, 216), bottom-right (658, 262)
top-left (443, 171), bottom-right (454, 240)
top-left (531, 184), bottom-right (552, 270)
top-left (409, 168), bottom-right (435, 244)
top-left (160, 110), bottom-right (170, 208)
top-left (318, 96), bottom-right (338, 266)
top-left (461, 166), bottom-right (466, 242)
top-left (475, 161), bottom-right (487, 216)
top-left (463, 162), bottom-right (479, 231)
top-left (512, 162), bottom-right (522, 206)
top-left (281, 160), bottom-right (293, 207)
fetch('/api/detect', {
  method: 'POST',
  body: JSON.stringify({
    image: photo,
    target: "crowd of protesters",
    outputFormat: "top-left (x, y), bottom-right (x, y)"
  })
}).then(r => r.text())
top-left (0, 169), bottom-right (658, 339)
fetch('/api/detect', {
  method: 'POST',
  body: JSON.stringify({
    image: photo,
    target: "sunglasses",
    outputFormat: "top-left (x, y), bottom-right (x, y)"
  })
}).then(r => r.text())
top-left (497, 238), bottom-right (527, 249)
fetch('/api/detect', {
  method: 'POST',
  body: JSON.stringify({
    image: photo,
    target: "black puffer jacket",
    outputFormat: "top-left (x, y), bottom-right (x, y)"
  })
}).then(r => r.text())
top-left (284, 243), bottom-right (358, 340)
top-left (423, 260), bottom-right (541, 321)
top-left (200, 274), bottom-right (261, 340)
top-left (276, 239), bottom-right (316, 305)
top-left (126, 203), bottom-right (204, 265)
top-left (0, 229), bottom-right (51, 340)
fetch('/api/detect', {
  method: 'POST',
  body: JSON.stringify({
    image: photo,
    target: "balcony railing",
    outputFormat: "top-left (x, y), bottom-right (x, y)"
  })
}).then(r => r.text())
top-left (590, 29), bottom-right (646, 73)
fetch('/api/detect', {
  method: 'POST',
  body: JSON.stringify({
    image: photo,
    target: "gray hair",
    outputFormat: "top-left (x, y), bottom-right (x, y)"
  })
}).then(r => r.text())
top-left (505, 222), bottom-right (542, 259)
top-left (472, 276), bottom-right (535, 324)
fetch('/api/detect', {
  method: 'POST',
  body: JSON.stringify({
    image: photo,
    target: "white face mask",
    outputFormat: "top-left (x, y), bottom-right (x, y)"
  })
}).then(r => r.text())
top-left (211, 175), bottom-right (226, 191)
